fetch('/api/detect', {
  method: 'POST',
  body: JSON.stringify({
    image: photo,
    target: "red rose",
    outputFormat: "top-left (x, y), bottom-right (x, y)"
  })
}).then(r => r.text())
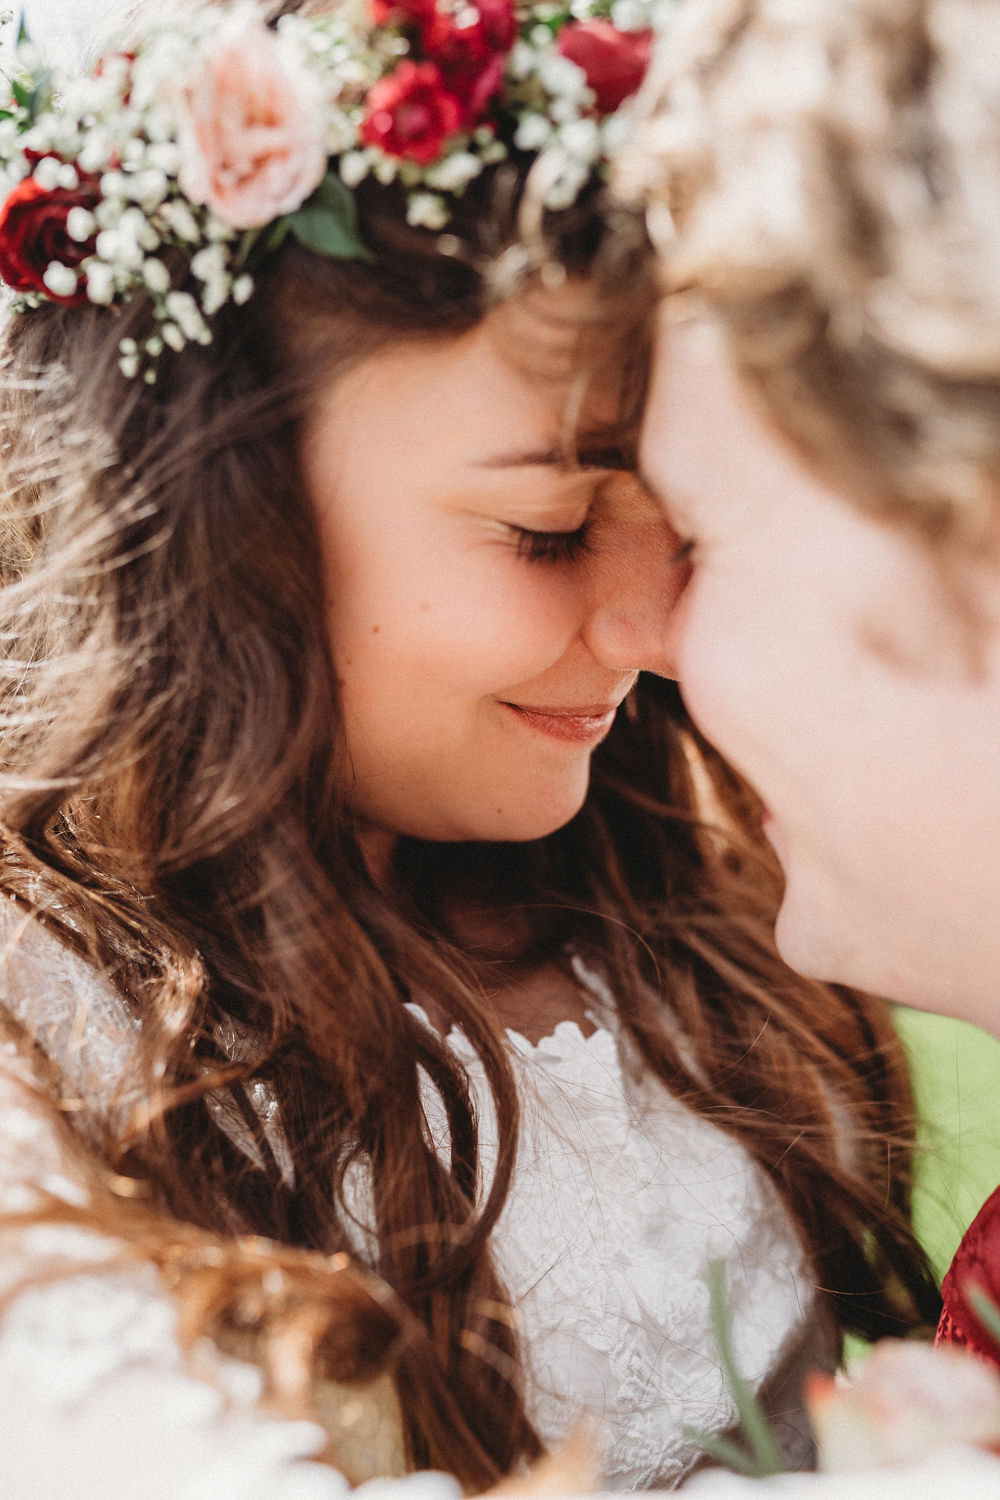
top-left (360, 61), bottom-right (463, 165)
top-left (455, 52), bottom-right (506, 121)
top-left (421, 0), bottom-right (516, 120)
top-left (557, 21), bottom-right (653, 114)
top-left (0, 173), bottom-right (99, 305)
top-left (370, 0), bottom-right (435, 26)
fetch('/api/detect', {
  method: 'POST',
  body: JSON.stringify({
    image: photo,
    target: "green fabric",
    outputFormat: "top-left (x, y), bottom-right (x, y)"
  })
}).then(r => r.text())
top-left (896, 1006), bottom-right (1000, 1278)
top-left (843, 1009), bottom-right (1000, 1368)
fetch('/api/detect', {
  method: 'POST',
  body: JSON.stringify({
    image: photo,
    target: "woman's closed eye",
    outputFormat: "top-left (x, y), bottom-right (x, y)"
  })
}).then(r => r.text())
top-left (511, 521), bottom-right (592, 565)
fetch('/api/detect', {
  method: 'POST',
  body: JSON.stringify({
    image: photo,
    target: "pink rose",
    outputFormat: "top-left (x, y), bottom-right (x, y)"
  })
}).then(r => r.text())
top-left (557, 21), bottom-right (653, 114)
top-left (360, 62), bottom-right (462, 166)
top-left (170, 17), bottom-right (327, 230)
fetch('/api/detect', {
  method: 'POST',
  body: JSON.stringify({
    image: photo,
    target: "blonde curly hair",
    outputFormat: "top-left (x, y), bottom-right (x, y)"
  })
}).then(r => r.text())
top-left (619, 0), bottom-right (1000, 549)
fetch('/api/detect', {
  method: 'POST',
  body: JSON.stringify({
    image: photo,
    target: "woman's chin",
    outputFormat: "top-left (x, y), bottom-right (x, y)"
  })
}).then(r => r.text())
top-left (450, 789), bottom-right (590, 845)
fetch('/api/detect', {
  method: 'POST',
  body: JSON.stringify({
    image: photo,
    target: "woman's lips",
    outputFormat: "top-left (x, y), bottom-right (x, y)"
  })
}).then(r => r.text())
top-left (501, 701), bottom-right (621, 744)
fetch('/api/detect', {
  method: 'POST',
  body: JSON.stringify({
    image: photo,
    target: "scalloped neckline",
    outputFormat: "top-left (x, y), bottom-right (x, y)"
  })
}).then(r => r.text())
top-left (404, 1002), bottom-right (611, 1057)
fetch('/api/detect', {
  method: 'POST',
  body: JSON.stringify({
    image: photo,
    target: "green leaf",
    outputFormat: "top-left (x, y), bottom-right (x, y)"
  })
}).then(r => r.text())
top-left (234, 218), bottom-right (294, 269)
top-left (265, 217), bottom-right (294, 253)
top-left (286, 170), bottom-right (372, 263)
top-left (311, 170), bottom-right (359, 221)
top-left (688, 1260), bottom-right (787, 1479)
top-left (681, 1428), bottom-right (763, 1478)
top-left (287, 206), bottom-right (369, 260)
top-left (236, 225), bottom-right (265, 266)
top-left (25, 72), bottom-right (51, 121)
top-left (11, 67), bottom-right (52, 123)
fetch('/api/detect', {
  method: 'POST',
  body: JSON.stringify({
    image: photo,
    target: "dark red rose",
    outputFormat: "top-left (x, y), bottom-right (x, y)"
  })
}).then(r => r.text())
top-left (370, 0), bottom-right (436, 26)
top-left (456, 52), bottom-right (506, 121)
top-left (360, 61), bottom-right (463, 164)
top-left (421, 0), bottom-right (516, 120)
top-left (0, 172), bottom-right (99, 305)
top-left (557, 20), bottom-right (653, 114)
top-left (422, 0), bottom-right (515, 122)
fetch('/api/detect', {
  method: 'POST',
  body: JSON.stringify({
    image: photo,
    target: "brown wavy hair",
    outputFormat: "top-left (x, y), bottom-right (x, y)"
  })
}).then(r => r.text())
top-left (0, 19), bottom-right (939, 1490)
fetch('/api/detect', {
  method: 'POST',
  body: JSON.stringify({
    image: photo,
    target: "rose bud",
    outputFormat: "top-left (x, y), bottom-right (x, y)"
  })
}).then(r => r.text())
top-left (557, 20), bottom-right (653, 114)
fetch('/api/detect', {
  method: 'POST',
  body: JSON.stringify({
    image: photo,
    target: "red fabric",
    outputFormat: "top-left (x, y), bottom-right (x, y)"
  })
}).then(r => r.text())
top-left (937, 1184), bottom-right (1000, 1370)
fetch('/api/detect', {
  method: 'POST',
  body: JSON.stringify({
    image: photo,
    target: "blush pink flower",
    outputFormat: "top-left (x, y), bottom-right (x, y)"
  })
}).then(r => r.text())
top-left (170, 17), bottom-right (327, 230)
top-left (805, 1339), bottom-right (1000, 1472)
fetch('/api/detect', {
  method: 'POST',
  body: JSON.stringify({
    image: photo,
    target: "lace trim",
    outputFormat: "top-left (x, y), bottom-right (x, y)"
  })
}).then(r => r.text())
top-left (409, 998), bottom-right (821, 1488)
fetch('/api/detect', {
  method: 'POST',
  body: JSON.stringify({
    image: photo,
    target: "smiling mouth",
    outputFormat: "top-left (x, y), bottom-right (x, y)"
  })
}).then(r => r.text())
top-left (501, 701), bottom-right (623, 745)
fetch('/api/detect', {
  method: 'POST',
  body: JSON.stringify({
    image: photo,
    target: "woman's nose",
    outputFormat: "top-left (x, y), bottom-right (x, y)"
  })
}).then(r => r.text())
top-left (582, 494), bottom-right (691, 677)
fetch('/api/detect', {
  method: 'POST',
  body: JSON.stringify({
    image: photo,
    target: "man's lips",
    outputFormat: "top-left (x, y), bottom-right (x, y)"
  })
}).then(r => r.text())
top-left (500, 700), bottom-right (624, 744)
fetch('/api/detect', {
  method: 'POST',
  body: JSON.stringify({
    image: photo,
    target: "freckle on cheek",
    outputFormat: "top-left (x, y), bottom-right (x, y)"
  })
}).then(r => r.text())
top-left (371, 624), bottom-right (380, 635)
top-left (420, 601), bottom-right (431, 613)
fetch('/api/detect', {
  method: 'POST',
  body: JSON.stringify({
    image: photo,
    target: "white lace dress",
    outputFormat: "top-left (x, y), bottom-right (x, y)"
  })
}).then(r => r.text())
top-left (0, 903), bottom-right (827, 1498)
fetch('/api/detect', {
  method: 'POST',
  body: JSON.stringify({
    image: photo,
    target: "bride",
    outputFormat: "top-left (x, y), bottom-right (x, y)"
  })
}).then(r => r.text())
top-left (0, 0), bottom-right (937, 1493)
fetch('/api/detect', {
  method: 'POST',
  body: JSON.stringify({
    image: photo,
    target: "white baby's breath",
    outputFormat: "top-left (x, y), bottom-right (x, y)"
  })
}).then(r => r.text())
top-left (559, 117), bottom-right (601, 159)
top-left (159, 200), bottom-right (201, 244)
top-left (372, 154), bottom-right (400, 186)
top-left (514, 113), bottom-right (554, 151)
top-left (337, 150), bottom-right (371, 188)
top-left (424, 151), bottom-right (483, 192)
top-left (406, 191), bottom-right (449, 229)
top-left (66, 207), bottom-right (96, 242)
top-left (142, 258), bottom-right (171, 294)
top-left (165, 289), bottom-right (207, 341)
top-left (42, 262), bottom-right (78, 297)
top-left (32, 156), bottom-right (62, 192)
top-left (85, 262), bottom-right (117, 304)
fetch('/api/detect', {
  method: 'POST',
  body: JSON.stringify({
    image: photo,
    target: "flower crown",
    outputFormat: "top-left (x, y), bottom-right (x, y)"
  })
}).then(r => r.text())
top-left (0, 0), bottom-right (661, 378)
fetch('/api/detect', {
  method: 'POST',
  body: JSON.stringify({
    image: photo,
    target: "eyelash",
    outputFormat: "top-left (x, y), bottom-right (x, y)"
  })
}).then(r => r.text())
top-left (512, 523), bottom-right (592, 565)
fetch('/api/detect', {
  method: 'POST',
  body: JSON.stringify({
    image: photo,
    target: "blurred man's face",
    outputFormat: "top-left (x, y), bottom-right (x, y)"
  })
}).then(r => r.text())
top-left (641, 312), bottom-right (1000, 1033)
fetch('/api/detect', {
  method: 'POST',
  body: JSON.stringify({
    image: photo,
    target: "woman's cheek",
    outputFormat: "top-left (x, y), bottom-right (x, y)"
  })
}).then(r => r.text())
top-left (443, 554), bottom-right (585, 682)
top-left (497, 560), bottom-right (589, 655)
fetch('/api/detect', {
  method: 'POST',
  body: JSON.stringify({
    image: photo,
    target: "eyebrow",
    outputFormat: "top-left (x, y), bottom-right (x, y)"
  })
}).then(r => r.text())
top-left (474, 443), bottom-right (631, 472)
